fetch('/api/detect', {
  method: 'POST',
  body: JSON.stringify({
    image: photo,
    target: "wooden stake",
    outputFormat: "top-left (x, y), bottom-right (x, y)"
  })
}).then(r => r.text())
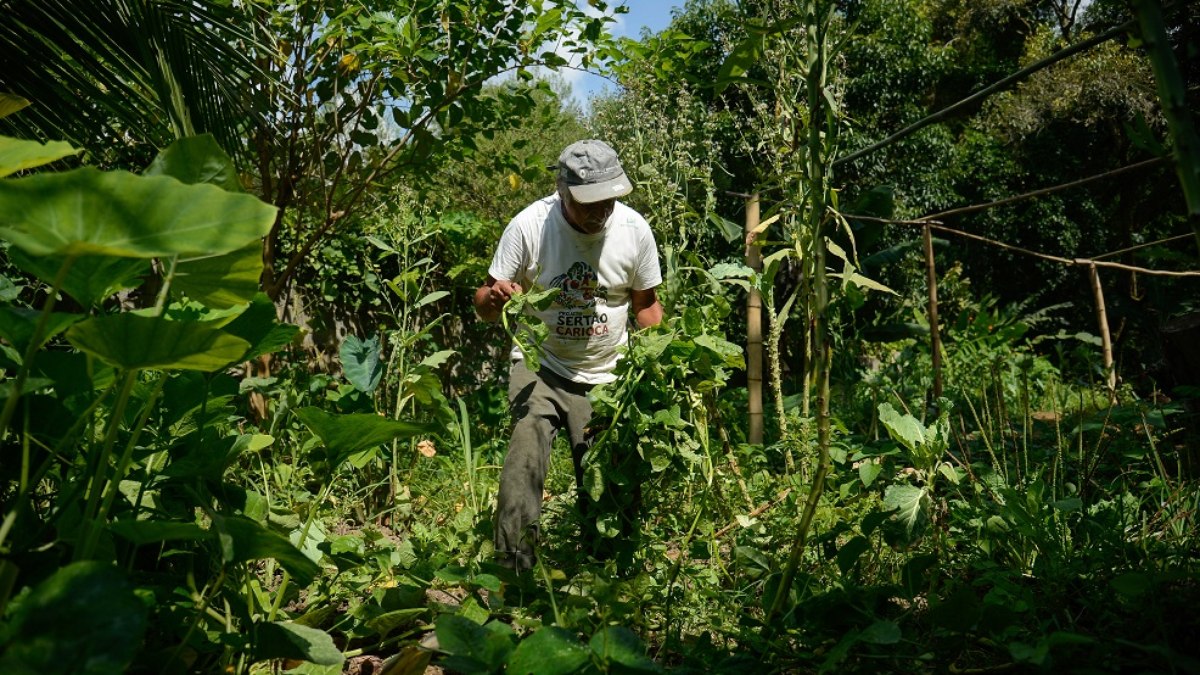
top-left (1088, 263), bottom-right (1118, 401)
top-left (746, 193), bottom-right (764, 445)
top-left (924, 224), bottom-right (943, 400)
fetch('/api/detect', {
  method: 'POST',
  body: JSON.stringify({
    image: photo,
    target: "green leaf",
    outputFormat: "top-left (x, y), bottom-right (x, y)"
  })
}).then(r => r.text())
top-left (508, 626), bottom-right (590, 675)
top-left (174, 241), bottom-right (264, 309)
top-left (222, 293), bottom-right (301, 362)
top-left (877, 403), bottom-right (924, 454)
top-left (213, 515), bottom-right (320, 585)
top-left (831, 271), bottom-right (897, 295)
top-left (589, 626), bottom-right (660, 672)
top-left (693, 333), bottom-right (745, 367)
top-left (0, 307), bottom-right (82, 355)
top-left (414, 290), bottom-right (450, 308)
top-left (340, 334), bottom-right (383, 393)
top-left (420, 349), bottom-right (456, 368)
top-left (858, 461), bottom-right (883, 487)
top-left (254, 622), bottom-right (344, 667)
top-left (0, 562), bottom-right (147, 674)
top-left (836, 535), bottom-right (870, 576)
top-left (66, 314), bottom-right (250, 371)
top-left (0, 136), bottom-right (79, 177)
top-left (108, 520), bottom-right (210, 545)
top-left (1110, 572), bottom-right (1152, 597)
top-left (0, 95), bottom-right (31, 121)
top-left (294, 407), bottom-right (431, 472)
top-left (859, 620), bottom-right (901, 645)
top-left (144, 133), bottom-right (242, 192)
top-left (365, 608), bottom-right (427, 638)
top-left (709, 262), bottom-right (754, 280)
top-left (436, 615), bottom-right (516, 674)
top-left (0, 167), bottom-right (275, 258)
top-left (883, 484), bottom-right (930, 543)
top-left (9, 249), bottom-right (150, 308)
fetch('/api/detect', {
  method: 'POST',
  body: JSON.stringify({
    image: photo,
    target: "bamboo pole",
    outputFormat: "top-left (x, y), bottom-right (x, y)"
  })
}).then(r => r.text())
top-left (924, 224), bottom-right (943, 400)
top-left (1087, 263), bottom-right (1118, 401)
top-left (1133, 0), bottom-right (1200, 252)
top-left (746, 193), bottom-right (764, 445)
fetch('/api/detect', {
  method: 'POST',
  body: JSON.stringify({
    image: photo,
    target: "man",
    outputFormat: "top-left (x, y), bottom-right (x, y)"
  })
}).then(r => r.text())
top-left (473, 139), bottom-right (663, 571)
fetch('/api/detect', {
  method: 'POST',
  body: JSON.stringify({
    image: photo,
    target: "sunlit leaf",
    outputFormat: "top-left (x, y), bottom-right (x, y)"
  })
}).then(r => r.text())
top-left (9, 248), bottom-right (150, 308)
top-left (0, 95), bottom-right (31, 120)
top-left (0, 167), bottom-right (275, 258)
top-left (66, 314), bottom-right (249, 371)
top-left (507, 626), bottom-right (590, 675)
top-left (877, 402), bottom-right (925, 454)
top-left (883, 484), bottom-right (930, 542)
top-left (213, 515), bottom-right (320, 585)
top-left (294, 407), bottom-right (431, 471)
top-left (174, 241), bottom-right (264, 309)
top-left (0, 136), bottom-right (78, 177)
top-left (340, 334), bottom-right (383, 393)
top-left (254, 622), bottom-right (344, 667)
top-left (144, 133), bottom-right (242, 192)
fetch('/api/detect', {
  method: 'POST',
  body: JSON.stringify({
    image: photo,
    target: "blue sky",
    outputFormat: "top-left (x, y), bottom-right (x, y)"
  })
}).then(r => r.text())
top-left (568, 1), bottom-right (683, 109)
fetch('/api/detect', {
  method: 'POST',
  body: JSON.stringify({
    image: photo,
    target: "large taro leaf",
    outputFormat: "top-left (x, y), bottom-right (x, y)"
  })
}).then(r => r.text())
top-left (507, 626), bottom-right (591, 675)
top-left (340, 334), bottom-right (383, 393)
top-left (212, 515), bottom-right (319, 586)
top-left (0, 561), bottom-right (147, 674)
top-left (253, 622), bottom-right (344, 667)
top-left (0, 166), bottom-right (275, 258)
top-left (173, 241), bottom-right (264, 309)
top-left (222, 293), bottom-right (300, 362)
top-left (0, 136), bottom-right (79, 177)
top-left (294, 407), bottom-right (431, 473)
top-left (8, 248), bottom-right (150, 308)
top-left (66, 314), bottom-right (249, 371)
top-left (144, 133), bottom-right (242, 192)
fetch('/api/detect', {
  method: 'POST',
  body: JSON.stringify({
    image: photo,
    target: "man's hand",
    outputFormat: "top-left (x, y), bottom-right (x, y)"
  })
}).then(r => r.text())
top-left (473, 276), bottom-right (523, 323)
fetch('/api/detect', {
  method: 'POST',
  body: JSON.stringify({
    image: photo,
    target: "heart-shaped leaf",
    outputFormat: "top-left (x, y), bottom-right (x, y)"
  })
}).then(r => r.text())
top-left (144, 133), bottom-right (243, 192)
top-left (340, 334), bottom-right (383, 393)
top-left (294, 407), bottom-right (430, 472)
top-left (0, 167), bottom-right (275, 258)
top-left (174, 241), bottom-right (264, 309)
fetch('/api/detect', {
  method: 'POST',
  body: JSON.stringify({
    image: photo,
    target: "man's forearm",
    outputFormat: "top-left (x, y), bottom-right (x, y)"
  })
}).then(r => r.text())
top-left (635, 300), bottom-right (663, 328)
top-left (474, 285), bottom-right (501, 323)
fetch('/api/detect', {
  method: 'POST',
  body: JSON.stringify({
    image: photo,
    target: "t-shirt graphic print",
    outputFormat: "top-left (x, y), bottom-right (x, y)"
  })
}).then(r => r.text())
top-left (488, 194), bottom-right (662, 385)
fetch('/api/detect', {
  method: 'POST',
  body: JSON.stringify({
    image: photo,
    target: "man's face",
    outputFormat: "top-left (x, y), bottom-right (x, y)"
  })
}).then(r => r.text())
top-left (561, 189), bottom-right (615, 234)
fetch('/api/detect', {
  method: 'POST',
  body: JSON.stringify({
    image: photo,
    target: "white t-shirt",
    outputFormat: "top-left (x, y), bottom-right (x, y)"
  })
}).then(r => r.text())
top-left (488, 194), bottom-right (662, 384)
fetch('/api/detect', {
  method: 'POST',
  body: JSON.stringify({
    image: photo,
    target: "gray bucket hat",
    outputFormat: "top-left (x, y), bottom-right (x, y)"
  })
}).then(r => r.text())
top-left (556, 139), bottom-right (632, 203)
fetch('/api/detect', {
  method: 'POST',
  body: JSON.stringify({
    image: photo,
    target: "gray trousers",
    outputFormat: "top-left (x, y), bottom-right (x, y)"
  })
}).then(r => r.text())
top-left (493, 359), bottom-right (593, 571)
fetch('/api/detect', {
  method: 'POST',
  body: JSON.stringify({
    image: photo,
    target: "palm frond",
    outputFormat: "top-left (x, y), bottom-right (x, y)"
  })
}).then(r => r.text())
top-left (0, 0), bottom-right (273, 165)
